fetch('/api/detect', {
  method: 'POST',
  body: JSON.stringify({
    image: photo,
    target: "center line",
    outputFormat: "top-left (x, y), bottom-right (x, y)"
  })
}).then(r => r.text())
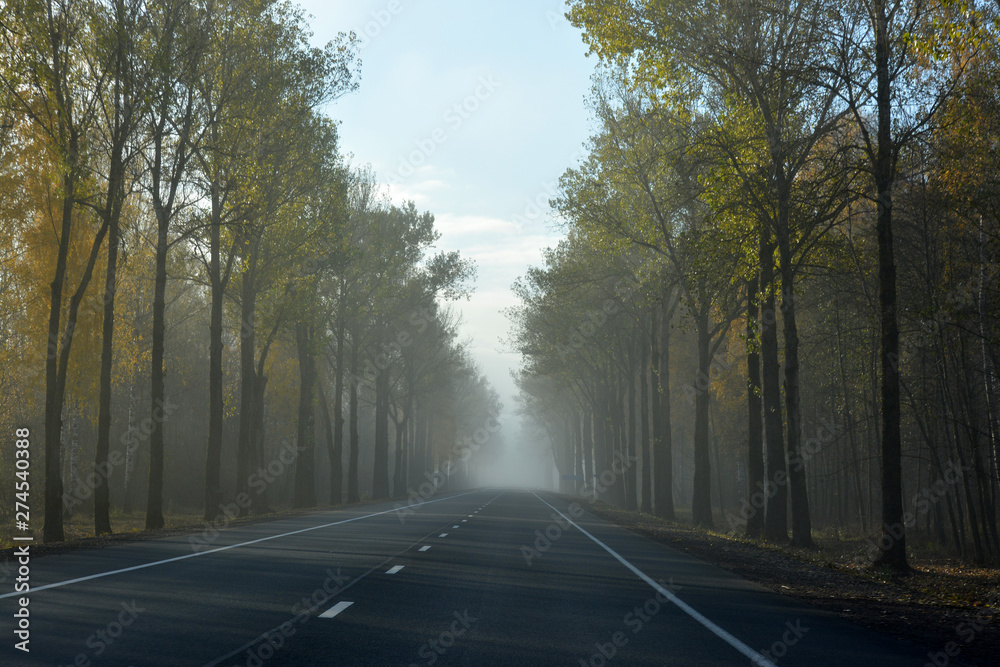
top-left (386, 565), bottom-right (404, 574)
top-left (319, 601), bottom-right (354, 619)
top-left (0, 490), bottom-right (481, 600)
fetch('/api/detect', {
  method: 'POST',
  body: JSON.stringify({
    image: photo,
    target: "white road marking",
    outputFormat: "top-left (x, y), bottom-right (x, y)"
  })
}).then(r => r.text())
top-left (386, 566), bottom-right (404, 574)
top-left (532, 493), bottom-right (776, 667)
top-left (461, 519), bottom-right (468, 523)
top-left (319, 601), bottom-right (354, 619)
top-left (452, 525), bottom-right (459, 528)
top-left (419, 546), bottom-right (431, 552)
top-left (203, 493), bottom-right (503, 667)
top-left (0, 490), bottom-right (481, 600)
top-left (439, 533), bottom-right (448, 537)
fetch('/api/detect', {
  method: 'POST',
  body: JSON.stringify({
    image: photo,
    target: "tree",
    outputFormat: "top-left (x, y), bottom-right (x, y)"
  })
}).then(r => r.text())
top-left (2, 0), bottom-right (107, 543)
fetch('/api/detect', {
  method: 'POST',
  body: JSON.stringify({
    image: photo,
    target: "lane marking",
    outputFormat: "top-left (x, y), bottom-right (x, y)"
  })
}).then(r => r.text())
top-left (419, 546), bottom-right (431, 552)
top-left (1, 490), bottom-right (480, 599)
top-left (532, 493), bottom-right (775, 667)
top-left (461, 519), bottom-right (468, 523)
top-left (452, 525), bottom-right (459, 528)
top-left (319, 601), bottom-right (354, 619)
top-left (204, 508), bottom-right (484, 667)
top-left (386, 565), bottom-right (404, 574)
top-left (438, 533), bottom-right (448, 538)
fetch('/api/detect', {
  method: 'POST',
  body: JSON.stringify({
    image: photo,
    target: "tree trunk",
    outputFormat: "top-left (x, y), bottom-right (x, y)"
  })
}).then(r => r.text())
top-left (204, 174), bottom-right (226, 520)
top-left (640, 315), bottom-right (652, 514)
top-left (654, 300), bottom-right (675, 519)
top-left (318, 379), bottom-right (335, 506)
top-left (373, 363), bottom-right (391, 499)
top-left (626, 355), bottom-right (638, 511)
top-left (347, 327), bottom-right (361, 503)
top-left (293, 324), bottom-right (316, 508)
top-left (760, 232), bottom-right (788, 542)
top-left (146, 200), bottom-right (169, 530)
top-left (236, 275), bottom-right (257, 510)
top-left (778, 233), bottom-right (815, 548)
top-left (43, 180), bottom-right (75, 544)
top-left (872, 0), bottom-right (907, 571)
top-left (330, 317), bottom-right (346, 504)
top-left (94, 209), bottom-right (120, 536)
top-left (582, 409), bottom-right (594, 494)
top-left (745, 276), bottom-right (765, 538)
top-left (692, 300), bottom-right (714, 528)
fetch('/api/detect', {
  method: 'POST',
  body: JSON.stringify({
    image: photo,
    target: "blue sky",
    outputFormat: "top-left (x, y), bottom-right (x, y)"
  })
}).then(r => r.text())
top-left (296, 0), bottom-right (597, 415)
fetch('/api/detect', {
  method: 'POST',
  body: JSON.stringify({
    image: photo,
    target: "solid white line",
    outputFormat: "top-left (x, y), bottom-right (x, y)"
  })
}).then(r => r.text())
top-left (386, 565), bottom-right (404, 574)
top-left (438, 533), bottom-right (448, 537)
top-left (419, 546), bottom-right (431, 552)
top-left (0, 490), bottom-right (479, 600)
top-left (532, 493), bottom-right (776, 667)
top-left (319, 600), bottom-right (354, 619)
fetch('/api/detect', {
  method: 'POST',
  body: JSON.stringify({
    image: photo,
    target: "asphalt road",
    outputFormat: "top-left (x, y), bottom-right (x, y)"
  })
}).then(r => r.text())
top-left (2, 489), bottom-right (933, 666)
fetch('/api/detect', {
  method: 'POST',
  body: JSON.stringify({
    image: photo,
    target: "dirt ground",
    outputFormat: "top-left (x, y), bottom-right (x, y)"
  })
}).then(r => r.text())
top-left (585, 502), bottom-right (998, 667)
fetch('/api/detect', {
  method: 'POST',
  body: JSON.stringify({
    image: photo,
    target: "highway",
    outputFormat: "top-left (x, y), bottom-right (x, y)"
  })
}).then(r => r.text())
top-left (2, 489), bottom-right (930, 666)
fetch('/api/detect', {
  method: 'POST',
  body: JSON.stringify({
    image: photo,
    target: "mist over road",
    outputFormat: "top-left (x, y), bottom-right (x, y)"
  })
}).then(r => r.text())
top-left (3, 490), bottom-right (927, 666)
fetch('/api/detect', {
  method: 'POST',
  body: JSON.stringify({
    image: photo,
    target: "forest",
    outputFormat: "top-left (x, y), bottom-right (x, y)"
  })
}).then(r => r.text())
top-left (0, 0), bottom-right (502, 545)
top-left (508, 0), bottom-right (1000, 569)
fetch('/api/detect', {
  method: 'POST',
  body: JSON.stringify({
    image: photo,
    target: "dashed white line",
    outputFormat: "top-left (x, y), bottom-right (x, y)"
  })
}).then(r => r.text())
top-left (461, 519), bottom-right (468, 523)
top-left (439, 533), bottom-right (448, 538)
top-left (319, 601), bottom-right (354, 619)
top-left (0, 490), bottom-right (481, 600)
top-left (386, 565), bottom-right (404, 574)
top-left (419, 546), bottom-right (431, 552)
top-left (452, 525), bottom-right (459, 528)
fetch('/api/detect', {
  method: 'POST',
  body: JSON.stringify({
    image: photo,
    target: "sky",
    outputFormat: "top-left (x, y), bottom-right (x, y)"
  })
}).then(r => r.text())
top-left (295, 0), bottom-right (598, 422)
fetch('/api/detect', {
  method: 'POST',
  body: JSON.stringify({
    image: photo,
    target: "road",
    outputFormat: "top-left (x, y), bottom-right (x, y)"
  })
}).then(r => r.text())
top-left (2, 489), bottom-right (931, 666)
